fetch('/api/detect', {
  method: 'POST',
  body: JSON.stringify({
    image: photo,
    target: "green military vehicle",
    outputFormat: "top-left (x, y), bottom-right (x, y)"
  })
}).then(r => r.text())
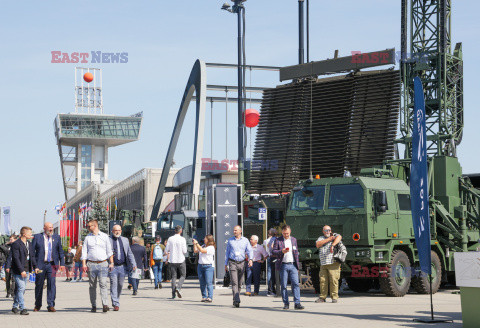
top-left (287, 156), bottom-right (480, 297)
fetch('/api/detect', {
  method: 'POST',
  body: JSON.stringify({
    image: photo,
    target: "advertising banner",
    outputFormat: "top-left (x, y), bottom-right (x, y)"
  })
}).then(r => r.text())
top-left (3, 207), bottom-right (11, 235)
top-left (410, 76), bottom-right (432, 274)
top-left (214, 185), bottom-right (239, 279)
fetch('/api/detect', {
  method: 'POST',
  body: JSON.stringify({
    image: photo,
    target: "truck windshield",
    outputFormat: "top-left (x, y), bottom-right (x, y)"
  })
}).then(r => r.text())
top-left (328, 184), bottom-right (364, 209)
top-left (172, 213), bottom-right (185, 228)
top-left (290, 186), bottom-right (325, 211)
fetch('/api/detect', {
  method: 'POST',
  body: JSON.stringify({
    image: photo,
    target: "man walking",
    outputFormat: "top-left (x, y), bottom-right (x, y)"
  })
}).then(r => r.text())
top-left (150, 235), bottom-right (165, 289)
top-left (82, 220), bottom-right (114, 313)
top-left (1, 234), bottom-right (17, 298)
top-left (225, 225), bottom-right (253, 308)
top-left (165, 225), bottom-right (187, 299)
top-left (32, 222), bottom-right (65, 312)
top-left (10, 226), bottom-right (36, 315)
top-left (263, 228), bottom-right (277, 296)
top-left (315, 225), bottom-right (343, 303)
top-left (272, 225), bottom-right (304, 310)
top-left (130, 237), bottom-right (148, 295)
top-left (246, 235), bottom-right (267, 296)
top-left (109, 225), bottom-right (136, 311)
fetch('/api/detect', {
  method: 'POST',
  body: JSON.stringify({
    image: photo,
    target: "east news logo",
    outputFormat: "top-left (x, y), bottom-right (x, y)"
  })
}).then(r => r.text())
top-left (51, 51), bottom-right (128, 63)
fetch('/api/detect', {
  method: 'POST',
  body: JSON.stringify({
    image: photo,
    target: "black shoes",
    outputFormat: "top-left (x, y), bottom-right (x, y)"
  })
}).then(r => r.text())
top-left (103, 305), bottom-right (109, 313)
top-left (283, 304), bottom-right (289, 310)
top-left (154, 286), bottom-right (158, 290)
top-left (158, 283), bottom-right (162, 289)
top-left (20, 309), bottom-right (29, 315)
top-left (133, 291), bottom-right (138, 296)
top-left (171, 292), bottom-right (176, 299)
top-left (91, 307), bottom-right (96, 313)
top-left (12, 308), bottom-right (19, 314)
top-left (175, 288), bottom-right (182, 299)
top-left (294, 304), bottom-right (305, 310)
top-left (233, 302), bottom-right (240, 308)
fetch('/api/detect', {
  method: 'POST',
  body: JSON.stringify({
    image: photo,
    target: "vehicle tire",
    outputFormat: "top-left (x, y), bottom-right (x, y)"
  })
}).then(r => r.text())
top-left (411, 251), bottom-right (442, 294)
top-left (379, 250), bottom-right (411, 297)
top-left (310, 267), bottom-right (320, 294)
top-left (346, 277), bottom-right (373, 293)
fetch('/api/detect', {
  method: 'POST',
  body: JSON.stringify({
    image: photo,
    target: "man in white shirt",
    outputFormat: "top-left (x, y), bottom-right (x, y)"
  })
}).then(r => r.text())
top-left (246, 235), bottom-right (268, 296)
top-left (81, 220), bottom-right (114, 313)
top-left (165, 225), bottom-right (187, 299)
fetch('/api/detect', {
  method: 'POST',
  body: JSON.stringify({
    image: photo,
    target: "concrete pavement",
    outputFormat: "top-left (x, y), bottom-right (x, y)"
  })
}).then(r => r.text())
top-left (0, 278), bottom-right (462, 327)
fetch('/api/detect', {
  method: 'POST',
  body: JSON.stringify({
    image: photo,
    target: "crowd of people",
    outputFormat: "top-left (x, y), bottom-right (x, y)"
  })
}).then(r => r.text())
top-left (0, 220), bottom-right (344, 314)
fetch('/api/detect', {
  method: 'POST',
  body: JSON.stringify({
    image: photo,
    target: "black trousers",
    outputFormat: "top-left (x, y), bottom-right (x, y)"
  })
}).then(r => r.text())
top-left (6, 270), bottom-right (15, 295)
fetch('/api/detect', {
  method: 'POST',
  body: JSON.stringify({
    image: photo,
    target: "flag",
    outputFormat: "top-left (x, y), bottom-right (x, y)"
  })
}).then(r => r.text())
top-left (114, 197), bottom-right (118, 210)
top-left (3, 207), bottom-right (11, 235)
top-left (410, 76), bottom-right (432, 275)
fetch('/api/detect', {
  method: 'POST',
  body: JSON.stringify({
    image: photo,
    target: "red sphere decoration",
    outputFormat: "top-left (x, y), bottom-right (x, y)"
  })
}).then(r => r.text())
top-left (83, 72), bottom-right (94, 83)
top-left (245, 108), bottom-right (260, 128)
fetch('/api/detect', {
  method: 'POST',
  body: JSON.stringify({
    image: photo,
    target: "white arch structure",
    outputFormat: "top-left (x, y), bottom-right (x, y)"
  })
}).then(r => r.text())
top-left (150, 59), bottom-right (207, 220)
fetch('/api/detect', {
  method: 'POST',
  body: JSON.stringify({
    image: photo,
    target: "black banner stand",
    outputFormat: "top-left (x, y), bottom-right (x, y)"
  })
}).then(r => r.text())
top-left (413, 274), bottom-right (453, 324)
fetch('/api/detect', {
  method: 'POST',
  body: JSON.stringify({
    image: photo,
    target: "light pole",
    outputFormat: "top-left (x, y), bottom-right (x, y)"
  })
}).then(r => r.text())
top-left (221, 1), bottom-right (246, 188)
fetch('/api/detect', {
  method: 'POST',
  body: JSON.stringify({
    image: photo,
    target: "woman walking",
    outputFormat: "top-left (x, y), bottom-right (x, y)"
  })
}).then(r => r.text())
top-left (193, 235), bottom-right (215, 303)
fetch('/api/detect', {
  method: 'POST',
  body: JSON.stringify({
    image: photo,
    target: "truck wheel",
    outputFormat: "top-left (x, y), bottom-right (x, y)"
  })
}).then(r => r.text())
top-left (379, 250), bottom-right (411, 297)
top-left (346, 277), bottom-right (373, 293)
top-left (411, 251), bottom-right (442, 294)
top-left (310, 267), bottom-right (320, 294)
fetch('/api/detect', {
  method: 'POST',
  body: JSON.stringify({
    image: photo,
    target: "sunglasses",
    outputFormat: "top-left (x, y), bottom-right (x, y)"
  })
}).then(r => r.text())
top-left (323, 229), bottom-right (331, 232)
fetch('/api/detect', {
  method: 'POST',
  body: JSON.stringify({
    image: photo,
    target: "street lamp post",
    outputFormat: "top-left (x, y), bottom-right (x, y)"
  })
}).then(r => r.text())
top-left (221, 1), bottom-right (246, 188)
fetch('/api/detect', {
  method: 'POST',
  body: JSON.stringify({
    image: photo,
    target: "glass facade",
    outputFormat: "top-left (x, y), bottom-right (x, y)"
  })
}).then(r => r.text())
top-left (81, 145), bottom-right (92, 189)
top-left (58, 114), bottom-right (142, 140)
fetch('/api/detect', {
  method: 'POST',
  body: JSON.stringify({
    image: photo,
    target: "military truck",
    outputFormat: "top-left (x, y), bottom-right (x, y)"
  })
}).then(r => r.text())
top-left (155, 210), bottom-right (206, 275)
top-left (287, 157), bottom-right (480, 297)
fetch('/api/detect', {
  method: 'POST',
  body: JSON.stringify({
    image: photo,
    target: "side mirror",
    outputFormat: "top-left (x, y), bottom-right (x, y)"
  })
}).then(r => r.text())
top-left (375, 190), bottom-right (387, 213)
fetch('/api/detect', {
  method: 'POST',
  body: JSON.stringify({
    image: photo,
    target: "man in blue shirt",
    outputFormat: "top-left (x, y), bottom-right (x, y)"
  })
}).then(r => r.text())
top-left (225, 225), bottom-right (253, 308)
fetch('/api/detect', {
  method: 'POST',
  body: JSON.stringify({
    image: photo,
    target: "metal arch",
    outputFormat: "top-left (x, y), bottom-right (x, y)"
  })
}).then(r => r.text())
top-left (150, 59), bottom-right (207, 221)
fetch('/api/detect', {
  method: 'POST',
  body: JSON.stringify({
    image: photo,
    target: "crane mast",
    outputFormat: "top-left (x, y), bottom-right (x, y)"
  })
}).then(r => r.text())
top-left (399, 0), bottom-right (463, 158)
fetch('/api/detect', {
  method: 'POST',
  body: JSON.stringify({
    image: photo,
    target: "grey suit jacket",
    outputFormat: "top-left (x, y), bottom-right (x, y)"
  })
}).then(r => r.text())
top-left (109, 236), bottom-right (137, 271)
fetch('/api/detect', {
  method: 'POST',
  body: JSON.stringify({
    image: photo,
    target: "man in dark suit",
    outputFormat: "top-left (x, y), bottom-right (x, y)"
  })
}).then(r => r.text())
top-left (32, 222), bottom-right (65, 312)
top-left (11, 226), bottom-right (36, 315)
top-left (130, 236), bottom-right (148, 296)
top-left (109, 225), bottom-right (136, 311)
top-left (272, 225), bottom-right (304, 310)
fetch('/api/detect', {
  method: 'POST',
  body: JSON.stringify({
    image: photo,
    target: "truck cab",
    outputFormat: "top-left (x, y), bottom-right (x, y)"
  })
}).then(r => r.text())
top-left (286, 171), bottom-right (435, 297)
top-left (156, 210), bottom-right (206, 274)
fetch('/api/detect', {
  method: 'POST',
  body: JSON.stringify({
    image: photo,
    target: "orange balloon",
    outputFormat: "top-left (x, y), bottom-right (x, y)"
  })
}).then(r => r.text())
top-left (83, 72), bottom-right (94, 83)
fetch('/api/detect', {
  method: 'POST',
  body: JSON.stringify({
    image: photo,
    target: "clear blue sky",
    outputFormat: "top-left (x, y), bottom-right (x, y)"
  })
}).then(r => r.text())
top-left (0, 1), bottom-right (479, 233)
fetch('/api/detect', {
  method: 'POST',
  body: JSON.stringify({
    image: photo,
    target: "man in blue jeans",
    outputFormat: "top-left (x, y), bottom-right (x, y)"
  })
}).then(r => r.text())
top-left (272, 225), bottom-right (304, 310)
top-left (150, 235), bottom-right (165, 289)
top-left (10, 226), bottom-right (36, 315)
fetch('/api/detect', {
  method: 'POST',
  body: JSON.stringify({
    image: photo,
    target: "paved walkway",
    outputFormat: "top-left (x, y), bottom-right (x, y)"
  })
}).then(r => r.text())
top-left (0, 278), bottom-right (462, 327)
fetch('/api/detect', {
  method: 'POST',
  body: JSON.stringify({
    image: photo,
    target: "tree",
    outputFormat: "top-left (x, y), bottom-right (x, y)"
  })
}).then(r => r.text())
top-left (90, 189), bottom-right (109, 233)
